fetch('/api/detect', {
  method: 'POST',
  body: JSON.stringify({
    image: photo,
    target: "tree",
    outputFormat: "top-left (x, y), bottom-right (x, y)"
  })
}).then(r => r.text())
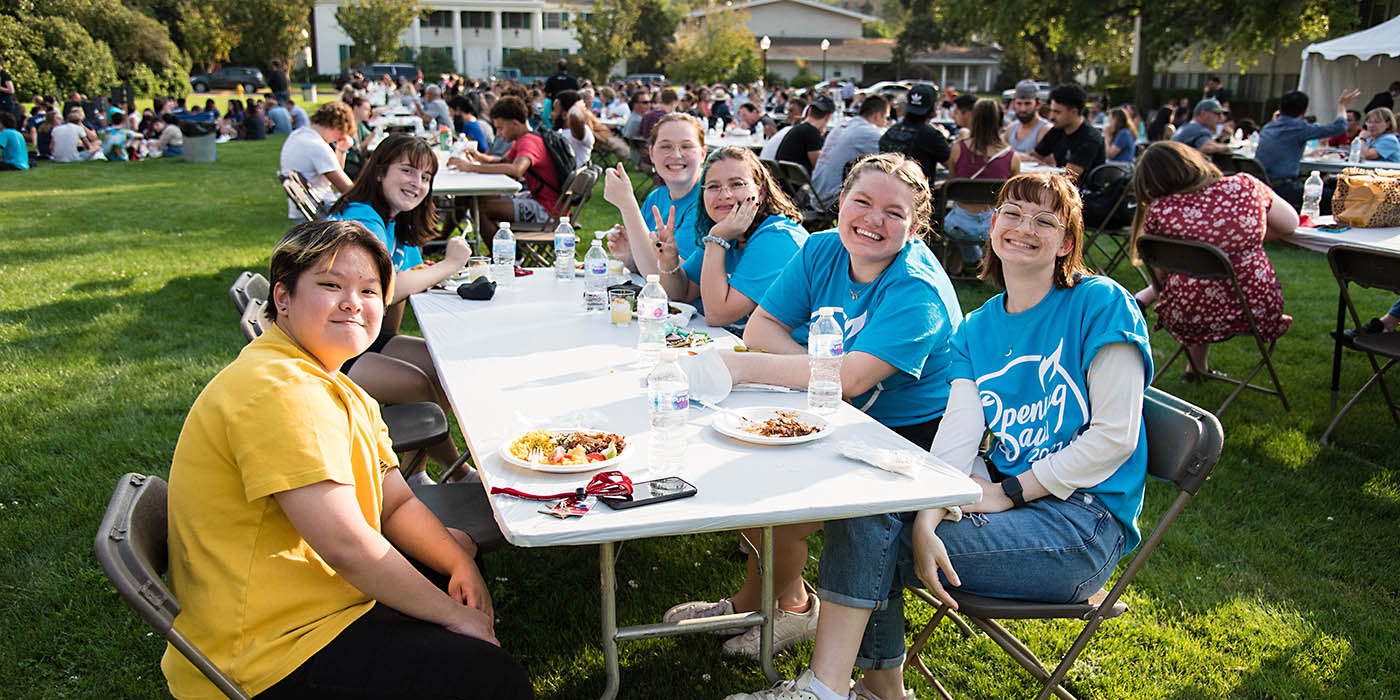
top-left (30, 16), bottom-right (119, 98)
top-left (630, 0), bottom-right (681, 75)
top-left (223, 0), bottom-right (317, 69)
top-left (571, 0), bottom-right (643, 83)
top-left (503, 47), bottom-right (564, 77)
top-left (670, 5), bottom-right (758, 84)
top-left (44, 0), bottom-right (189, 96)
top-left (335, 0), bottom-right (423, 65)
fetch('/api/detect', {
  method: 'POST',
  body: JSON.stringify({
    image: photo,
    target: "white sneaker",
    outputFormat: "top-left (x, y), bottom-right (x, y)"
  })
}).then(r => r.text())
top-left (723, 669), bottom-right (828, 700)
top-left (662, 598), bottom-right (741, 635)
top-left (722, 589), bottom-right (820, 658)
top-left (851, 677), bottom-right (915, 700)
top-left (407, 471), bottom-right (437, 487)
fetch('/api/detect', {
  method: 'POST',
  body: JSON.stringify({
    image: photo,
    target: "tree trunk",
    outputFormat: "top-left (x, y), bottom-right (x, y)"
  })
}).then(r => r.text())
top-left (1135, 57), bottom-right (1155, 118)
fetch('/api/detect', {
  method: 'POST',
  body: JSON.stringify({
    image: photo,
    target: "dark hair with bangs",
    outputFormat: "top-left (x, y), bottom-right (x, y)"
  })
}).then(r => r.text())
top-left (692, 146), bottom-right (801, 247)
top-left (1128, 141), bottom-right (1221, 264)
top-left (265, 218), bottom-right (394, 323)
top-left (327, 134), bottom-right (440, 247)
top-left (979, 172), bottom-right (1092, 289)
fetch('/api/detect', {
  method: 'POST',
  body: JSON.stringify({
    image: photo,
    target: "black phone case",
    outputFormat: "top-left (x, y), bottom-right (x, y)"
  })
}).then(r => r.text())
top-left (601, 477), bottom-right (697, 509)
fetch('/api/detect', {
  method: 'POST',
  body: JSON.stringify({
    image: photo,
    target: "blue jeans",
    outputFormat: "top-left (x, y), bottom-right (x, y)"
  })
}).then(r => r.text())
top-left (1389, 298), bottom-right (1400, 319)
top-left (942, 203), bottom-right (993, 264)
top-left (817, 492), bottom-right (1125, 669)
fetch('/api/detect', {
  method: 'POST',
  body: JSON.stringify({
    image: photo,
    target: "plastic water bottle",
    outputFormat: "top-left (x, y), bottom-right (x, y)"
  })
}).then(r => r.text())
top-left (807, 306), bottom-right (844, 415)
top-left (492, 222), bottom-right (515, 289)
top-left (553, 216), bottom-right (575, 281)
top-left (1301, 171), bottom-right (1323, 220)
top-left (1349, 138), bottom-right (1364, 163)
top-left (583, 238), bottom-right (609, 312)
top-left (637, 274), bottom-right (668, 363)
top-left (647, 348), bottom-right (689, 470)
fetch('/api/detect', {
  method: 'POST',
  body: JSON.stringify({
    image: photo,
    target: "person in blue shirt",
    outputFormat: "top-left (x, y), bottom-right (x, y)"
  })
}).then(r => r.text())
top-left (1359, 107), bottom-right (1400, 162)
top-left (448, 96), bottom-right (489, 153)
top-left (601, 113), bottom-right (705, 274)
top-left (655, 145), bottom-right (808, 329)
top-left (1104, 107), bottom-right (1137, 163)
top-left (0, 112), bottom-right (29, 170)
top-left (266, 100), bottom-right (293, 135)
top-left (726, 171), bottom-right (1154, 700)
top-left (665, 153), bottom-right (962, 662)
top-left (1254, 88), bottom-right (1361, 207)
top-left (327, 134), bottom-right (469, 482)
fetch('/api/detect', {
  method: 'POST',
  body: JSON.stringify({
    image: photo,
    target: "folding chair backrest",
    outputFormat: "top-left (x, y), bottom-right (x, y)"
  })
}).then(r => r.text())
top-left (1085, 162), bottom-right (1132, 191)
top-left (942, 178), bottom-right (1005, 206)
top-left (228, 272), bottom-right (269, 315)
top-left (1143, 387), bottom-right (1224, 495)
top-left (1329, 245), bottom-right (1400, 295)
top-left (1135, 234), bottom-right (1234, 281)
top-left (776, 160), bottom-right (832, 210)
top-left (239, 297), bottom-right (267, 342)
top-left (1231, 156), bottom-right (1268, 182)
top-left (279, 172), bottom-right (321, 221)
top-left (94, 473), bottom-right (251, 700)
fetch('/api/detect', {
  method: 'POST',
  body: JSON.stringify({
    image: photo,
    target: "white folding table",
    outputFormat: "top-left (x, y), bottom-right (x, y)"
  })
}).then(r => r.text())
top-left (409, 275), bottom-right (980, 699)
top-left (431, 153), bottom-right (521, 252)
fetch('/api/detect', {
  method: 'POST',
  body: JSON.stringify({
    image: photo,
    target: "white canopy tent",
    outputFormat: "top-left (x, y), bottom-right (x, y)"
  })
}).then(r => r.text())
top-left (1298, 15), bottom-right (1400, 113)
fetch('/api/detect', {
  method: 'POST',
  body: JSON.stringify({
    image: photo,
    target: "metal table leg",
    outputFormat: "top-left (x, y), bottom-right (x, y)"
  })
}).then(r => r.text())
top-left (600, 540), bottom-right (620, 700)
top-left (759, 526), bottom-right (778, 683)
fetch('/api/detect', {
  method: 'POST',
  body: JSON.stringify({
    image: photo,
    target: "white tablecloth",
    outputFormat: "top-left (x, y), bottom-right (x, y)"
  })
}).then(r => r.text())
top-left (1286, 216), bottom-right (1400, 254)
top-left (410, 275), bottom-right (980, 547)
top-left (706, 132), bottom-right (765, 151)
top-left (1299, 157), bottom-right (1400, 175)
top-left (433, 151), bottom-right (522, 197)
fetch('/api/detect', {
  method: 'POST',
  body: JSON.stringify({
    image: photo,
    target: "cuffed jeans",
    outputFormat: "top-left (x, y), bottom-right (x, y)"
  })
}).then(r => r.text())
top-left (942, 203), bottom-right (993, 264)
top-left (817, 492), bottom-right (1125, 669)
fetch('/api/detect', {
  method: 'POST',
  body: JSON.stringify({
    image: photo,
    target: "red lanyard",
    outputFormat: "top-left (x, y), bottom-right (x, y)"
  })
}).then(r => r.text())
top-left (490, 470), bottom-right (634, 501)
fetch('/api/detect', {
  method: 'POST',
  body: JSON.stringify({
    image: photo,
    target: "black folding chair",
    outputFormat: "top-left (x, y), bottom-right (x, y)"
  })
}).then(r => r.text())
top-left (513, 165), bottom-right (600, 267)
top-left (931, 178), bottom-right (1005, 277)
top-left (1321, 245), bottom-right (1400, 444)
top-left (94, 473), bottom-right (252, 700)
top-left (774, 160), bottom-right (835, 230)
top-left (228, 272), bottom-right (269, 315)
top-left (906, 387), bottom-right (1224, 700)
top-left (1136, 234), bottom-right (1290, 415)
top-left (1081, 163), bottom-right (1135, 276)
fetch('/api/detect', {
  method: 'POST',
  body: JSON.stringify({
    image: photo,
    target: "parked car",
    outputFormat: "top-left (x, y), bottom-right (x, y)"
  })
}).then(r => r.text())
top-left (189, 67), bottom-right (266, 93)
top-left (335, 63), bottom-right (422, 89)
top-left (624, 73), bottom-right (667, 86)
top-left (492, 67), bottom-right (523, 82)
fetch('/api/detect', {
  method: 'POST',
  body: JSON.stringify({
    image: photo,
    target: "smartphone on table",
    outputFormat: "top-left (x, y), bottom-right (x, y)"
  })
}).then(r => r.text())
top-left (600, 477), bottom-right (697, 510)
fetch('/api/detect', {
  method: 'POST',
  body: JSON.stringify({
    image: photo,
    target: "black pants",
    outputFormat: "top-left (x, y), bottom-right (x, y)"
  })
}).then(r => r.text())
top-left (889, 416), bottom-right (942, 451)
top-left (257, 562), bottom-right (533, 700)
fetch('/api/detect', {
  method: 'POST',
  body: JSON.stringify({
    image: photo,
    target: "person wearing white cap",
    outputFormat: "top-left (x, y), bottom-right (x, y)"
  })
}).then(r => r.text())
top-left (1004, 79), bottom-right (1051, 153)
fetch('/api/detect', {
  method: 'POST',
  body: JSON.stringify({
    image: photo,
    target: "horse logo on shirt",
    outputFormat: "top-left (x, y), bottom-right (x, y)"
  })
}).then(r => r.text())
top-left (976, 341), bottom-right (1089, 463)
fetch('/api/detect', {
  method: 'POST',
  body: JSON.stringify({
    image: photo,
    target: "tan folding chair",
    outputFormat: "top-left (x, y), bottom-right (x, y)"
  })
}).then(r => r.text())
top-left (94, 473), bottom-right (252, 700)
top-left (906, 387), bottom-right (1225, 700)
top-left (228, 271), bottom-right (269, 315)
top-left (278, 171), bottom-right (324, 221)
top-left (1081, 163), bottom-right (1135, 276)
top-left (1321, 245), bottom-right (1400, 444)
top-left (514, 165), bottom-right (600, 267)
top-left (931, 178), bottom-right (1005, 278)
top-left (1136, 234), bottom-right (1290, 415)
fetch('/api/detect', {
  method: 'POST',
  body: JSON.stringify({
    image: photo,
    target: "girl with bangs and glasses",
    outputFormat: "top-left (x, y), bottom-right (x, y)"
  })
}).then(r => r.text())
top-left (654, 145), bottom-right (808, 330)
top-left (725, 171), bottom-right (1153, 700)
top-left (601, 113), bottom-right (706, 275)
top-left (328, 134), bottom-right (470, 481)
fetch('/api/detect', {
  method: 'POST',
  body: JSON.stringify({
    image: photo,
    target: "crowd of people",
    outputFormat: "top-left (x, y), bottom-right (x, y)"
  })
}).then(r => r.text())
top-left (23, 59), bottom-right (1380, 699)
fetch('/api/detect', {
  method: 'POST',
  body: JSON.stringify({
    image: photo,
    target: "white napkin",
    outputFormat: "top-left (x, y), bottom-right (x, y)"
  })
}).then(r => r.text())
top-left (835, 441), bottom-right (968, 479)
top-left (678, 350), bottom-right (732, 405)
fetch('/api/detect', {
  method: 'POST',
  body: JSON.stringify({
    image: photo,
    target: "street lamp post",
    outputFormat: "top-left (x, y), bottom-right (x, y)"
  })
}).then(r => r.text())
top-left (760, 35), bottom-right (770, 79)
top-left (820, 39), bottom-right (830, 81)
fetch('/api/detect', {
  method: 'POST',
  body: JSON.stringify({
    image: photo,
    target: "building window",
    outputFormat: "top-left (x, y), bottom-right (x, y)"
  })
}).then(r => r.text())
top-left (502, 12), bottom-right (531, 29)
top-left (463, 11), bottom-right (491, 29)
top-left (544, 12), bottom-right (568, 29)
top-left (578, 12), bottom-right (594, 23)
top-left (421, 10), bottom-right (451, 28)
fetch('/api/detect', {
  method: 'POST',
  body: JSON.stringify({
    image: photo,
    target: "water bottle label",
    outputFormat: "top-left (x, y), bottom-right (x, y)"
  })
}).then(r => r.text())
top-left (808, 336), bottom-right (844, 359)
top-left (638, 299), bottom-right (667, 320)
top-left (494, 241), bottom-right (515, 256)
top-left (588, 261), bottom-right (607, 275)
top-left (650, 390), bottom-right (689, 412)
top-left (555, 234), bottom-right (575, 249)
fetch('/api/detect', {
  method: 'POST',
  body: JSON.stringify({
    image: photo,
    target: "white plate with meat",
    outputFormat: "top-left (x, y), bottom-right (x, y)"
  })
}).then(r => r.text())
top-left (711, 407), bottom-right (830, 446)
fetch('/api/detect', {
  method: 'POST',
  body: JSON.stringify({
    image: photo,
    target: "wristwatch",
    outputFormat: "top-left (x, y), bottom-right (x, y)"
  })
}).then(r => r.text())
top-left (702, 234), bottom-right (732, 249)
top-left (1000, 476), bottom-right (1025, 508)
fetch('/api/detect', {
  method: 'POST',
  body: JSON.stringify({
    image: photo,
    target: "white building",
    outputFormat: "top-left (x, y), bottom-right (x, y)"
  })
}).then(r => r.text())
top-left (690, 0), bottom-right (1000, 88)
top-left (311, 1), bottom-right (586, 78)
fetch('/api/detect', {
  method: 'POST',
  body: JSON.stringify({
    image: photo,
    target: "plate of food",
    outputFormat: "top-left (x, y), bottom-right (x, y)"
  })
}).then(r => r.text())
top-left (711, 406), bottom-right (830, 445)
top-left (501, 429), bottom-right (629, 473)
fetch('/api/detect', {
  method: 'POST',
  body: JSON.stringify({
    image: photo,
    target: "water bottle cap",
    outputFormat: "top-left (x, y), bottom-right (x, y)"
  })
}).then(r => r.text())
top-left (646, 274), bottom-right (660, 282)
top-left (559, 216), bottom-right (569, 225)
top-left (499, 221), bottom-right (511, 231)
top-left (660, 348), bottom-right (679, 361)
top-left (818, 306), bottom-right (840, 316)
top-left (591, 238), bottom-right (602, 246)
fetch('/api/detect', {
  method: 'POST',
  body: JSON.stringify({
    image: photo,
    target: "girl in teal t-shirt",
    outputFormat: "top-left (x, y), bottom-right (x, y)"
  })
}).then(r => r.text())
top-left (601, 113), bottom-right (705, 273)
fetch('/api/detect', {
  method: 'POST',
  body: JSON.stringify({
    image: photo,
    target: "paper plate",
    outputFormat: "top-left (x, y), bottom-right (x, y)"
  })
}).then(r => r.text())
top-left (711, 406), bottom-right (831, 446)
top-left (499, 430), bottom-right (630, 473)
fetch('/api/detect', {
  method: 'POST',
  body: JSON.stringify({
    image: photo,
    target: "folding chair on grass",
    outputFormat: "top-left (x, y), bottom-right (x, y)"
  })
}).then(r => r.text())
top-left (1081, 163), bottom-right (1135, 276)
top-left (625, 136), bottom-right (656, 196)
top-left (228, 272), bottom-right (269, 316)
top-left (906, 387), bottom-right (1224, 700)
top-left (94, 473), bottom-right (252, 700)
top-left (1136, 234), bottom-right (1289, 415)
top-left (774, 160), bottom-right (835, 230)
top-left (1321, 245), bottom-right (1400, 444)
top-left (513, 165), bottom-right (601, 267)
top-left (930, 178), bottom-right (1005, 278)
top-left (278, 170), bottom-right (325, 221)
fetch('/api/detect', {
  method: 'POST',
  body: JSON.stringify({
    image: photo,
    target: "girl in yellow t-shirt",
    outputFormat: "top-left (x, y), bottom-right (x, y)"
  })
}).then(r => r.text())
top-left (163, 219), bottom-right (532, 700)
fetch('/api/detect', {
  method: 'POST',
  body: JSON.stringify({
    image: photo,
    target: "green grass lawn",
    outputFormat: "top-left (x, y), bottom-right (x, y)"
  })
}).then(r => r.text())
top-left (1, 138), bottom-right (1397, 699)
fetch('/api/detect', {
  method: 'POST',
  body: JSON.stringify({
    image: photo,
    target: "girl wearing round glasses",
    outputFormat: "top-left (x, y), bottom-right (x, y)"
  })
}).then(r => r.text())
top-left (725, 172), bottom-right (1152, 700)
top-left (601, 113), bottom-right (707, 274)
top-left (671, 153), bottom-right (963, 662)
top-left (656, 145), bottom-right (808, 329)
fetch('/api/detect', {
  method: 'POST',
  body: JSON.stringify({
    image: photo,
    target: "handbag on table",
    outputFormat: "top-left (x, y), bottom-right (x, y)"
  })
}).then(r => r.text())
top-left (1332, 167), bottom-right (1400, 228)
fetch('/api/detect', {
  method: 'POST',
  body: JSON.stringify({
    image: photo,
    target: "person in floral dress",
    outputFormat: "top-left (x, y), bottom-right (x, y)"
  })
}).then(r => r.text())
top-left (1130, 141), bottom-right (1298, 378)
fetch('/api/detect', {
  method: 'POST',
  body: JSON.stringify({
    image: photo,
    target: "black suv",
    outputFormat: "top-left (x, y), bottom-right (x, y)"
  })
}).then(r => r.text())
top-left (189, 66), bottom-right (267, 93)
top-left (336, 63), bottom-right (422, 89)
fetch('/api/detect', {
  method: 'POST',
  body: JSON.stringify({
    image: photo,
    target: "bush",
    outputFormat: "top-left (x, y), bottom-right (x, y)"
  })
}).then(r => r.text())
top-left (790, 70), bottom-right (820, 89)
top-left (411, 47), bottom-right (456, 78)
top-left (29, 16), bottom-right (119, 98)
